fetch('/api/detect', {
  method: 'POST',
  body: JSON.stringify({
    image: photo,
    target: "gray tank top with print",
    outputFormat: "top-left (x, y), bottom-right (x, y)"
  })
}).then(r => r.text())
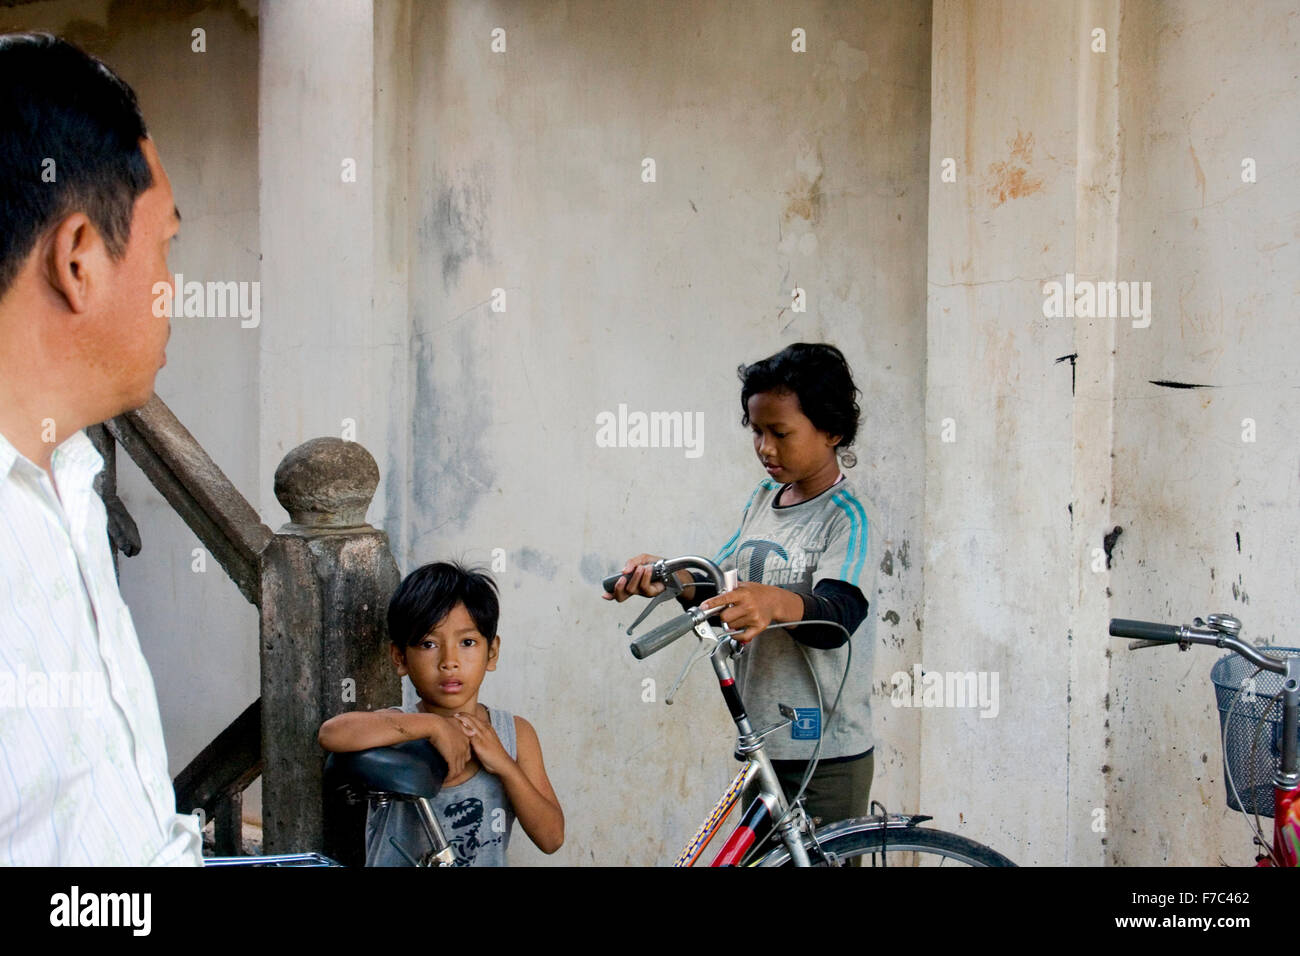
top-left (364, 703), bottom-right (517, 867)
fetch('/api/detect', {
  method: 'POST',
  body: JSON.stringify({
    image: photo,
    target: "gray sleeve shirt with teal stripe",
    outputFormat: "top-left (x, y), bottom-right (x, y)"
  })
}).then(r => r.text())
top-left (714, 476), bottom-right (881, 760)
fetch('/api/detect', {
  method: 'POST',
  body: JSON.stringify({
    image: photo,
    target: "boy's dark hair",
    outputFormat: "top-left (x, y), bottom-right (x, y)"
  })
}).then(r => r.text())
top-left (388, 561), bottom-right (500, 648)
top-left (0, 33), bottom-right (153, 301)
top-left (738, 342), bottom-right (862, 466)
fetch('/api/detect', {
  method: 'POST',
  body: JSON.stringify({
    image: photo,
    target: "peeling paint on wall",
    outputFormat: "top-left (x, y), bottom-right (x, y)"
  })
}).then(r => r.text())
top-left (984, 129), bottom-right (1044, 206)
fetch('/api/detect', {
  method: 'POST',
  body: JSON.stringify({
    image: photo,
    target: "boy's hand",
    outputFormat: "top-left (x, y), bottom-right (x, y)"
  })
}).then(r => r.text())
top-left (427, 714), bottom-right (472, 779)
top-left (602, 553), bottom-right (695, 602)
top-left (699, 582), bottom-right (803, 644)
top-left (454, 711), bottom-right (512, 775)
top-left (602, 553), bottom-right (664, 602)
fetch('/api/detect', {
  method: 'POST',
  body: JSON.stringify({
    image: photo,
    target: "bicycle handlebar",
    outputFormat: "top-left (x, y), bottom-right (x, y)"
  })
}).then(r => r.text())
top-left (1108, 619), bottom-right (1183, 643)
top-left (603, 556), bottom-right (727, 596)
top-left (630, 610), bottom-right (702, 660)
top-left (1109, 617), bottom-right (1287, 675)
top-left (609, 556), bottom-right (730, 659)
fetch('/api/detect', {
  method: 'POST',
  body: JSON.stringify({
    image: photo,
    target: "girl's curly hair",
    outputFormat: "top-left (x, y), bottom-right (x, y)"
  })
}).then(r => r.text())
top-left (738, 342), bottom-right (862, 467)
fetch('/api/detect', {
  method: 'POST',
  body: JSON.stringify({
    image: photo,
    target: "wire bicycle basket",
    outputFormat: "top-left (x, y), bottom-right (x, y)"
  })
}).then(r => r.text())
top-left (1211, 647), bottom-right (1300, 816)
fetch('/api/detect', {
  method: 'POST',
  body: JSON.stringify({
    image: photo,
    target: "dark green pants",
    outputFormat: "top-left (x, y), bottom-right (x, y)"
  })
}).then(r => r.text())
top-left (771, 749), bottom-right (874, 827)
top-left (766, 751), bottom-right (873, 866)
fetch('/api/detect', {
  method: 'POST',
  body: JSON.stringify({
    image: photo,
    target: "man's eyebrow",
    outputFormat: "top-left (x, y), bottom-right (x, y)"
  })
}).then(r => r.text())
top-left (173, 206), bottom-right (182, 224)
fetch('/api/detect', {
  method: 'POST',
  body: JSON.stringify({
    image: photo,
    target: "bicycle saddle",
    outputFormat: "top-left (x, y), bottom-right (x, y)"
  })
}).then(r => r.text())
top-left (324, 739), bottom-right (448, 799)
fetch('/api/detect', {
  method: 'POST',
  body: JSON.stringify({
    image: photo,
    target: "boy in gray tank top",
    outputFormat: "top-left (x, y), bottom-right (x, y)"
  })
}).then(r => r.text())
top-left (320, 562), bottom-right (564, 865)
top-left (365, 701), bottom-right (518, 866)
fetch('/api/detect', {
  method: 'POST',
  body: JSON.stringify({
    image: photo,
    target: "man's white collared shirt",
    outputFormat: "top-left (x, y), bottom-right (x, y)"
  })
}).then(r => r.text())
top-left (0, 428), bottom-right (202, 865)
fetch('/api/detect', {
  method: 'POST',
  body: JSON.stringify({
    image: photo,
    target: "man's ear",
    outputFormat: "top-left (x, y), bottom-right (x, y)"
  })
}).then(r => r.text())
top-left (44, 212), bottom-right (102, 314)
top-left (486, 635), bottom-right (500, 671)
top-left (389, 642), bottom-right (409, 676)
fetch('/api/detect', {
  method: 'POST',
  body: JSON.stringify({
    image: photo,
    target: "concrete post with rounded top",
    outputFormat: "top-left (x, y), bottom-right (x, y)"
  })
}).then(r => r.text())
top-left (260, 437), bottom-right (401, 863)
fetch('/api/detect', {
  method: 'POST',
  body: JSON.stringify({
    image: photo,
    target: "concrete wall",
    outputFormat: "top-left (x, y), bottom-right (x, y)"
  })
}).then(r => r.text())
top-left (393, 0), bottom-right (932, 864)
top-left (1108, 0), bottom-right (1300, 866)
top-left (925, 0), bottom-right (1300, 866)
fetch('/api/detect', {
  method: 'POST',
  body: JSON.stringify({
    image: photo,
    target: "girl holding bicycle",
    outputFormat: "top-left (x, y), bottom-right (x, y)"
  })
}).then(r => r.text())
top-left (607, 342), bottom-right (881, 826)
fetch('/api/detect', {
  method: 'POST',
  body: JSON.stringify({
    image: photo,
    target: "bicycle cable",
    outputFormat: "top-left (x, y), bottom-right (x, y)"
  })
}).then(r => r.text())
top-left (1245, 684), bottom-right (1280, 864)
top-left (734, 617), bottom-right (853, 865)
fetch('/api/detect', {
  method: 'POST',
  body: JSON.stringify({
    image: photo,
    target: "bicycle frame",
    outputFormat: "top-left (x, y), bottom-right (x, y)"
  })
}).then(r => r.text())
top-left (645, 557), bottom-right (815, 867)
top-left (674, 761), bottom-right (756, 866)
top-left (1271, 785), bottom-right (1299, 868)
top-left (670, 640), bottom-right (802, 868)
top-left (1262, 666), bottom-right (1299, 867)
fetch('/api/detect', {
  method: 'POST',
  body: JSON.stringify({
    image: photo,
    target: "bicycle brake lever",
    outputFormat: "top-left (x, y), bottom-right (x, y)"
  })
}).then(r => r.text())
top-left (625, 589), bottom-right (676, 636)
top-left (667, 615), bottom-right (729, 703)
top-left (623, 562), bottom-right (687, 636)
top-left (665, 640), bottom-right (712, 705)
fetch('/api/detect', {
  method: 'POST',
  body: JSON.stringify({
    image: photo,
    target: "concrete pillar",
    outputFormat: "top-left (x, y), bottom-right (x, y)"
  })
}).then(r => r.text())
top-left (260, 438), bottom-right (401, 858)
top-left (923, 0), bottom-right (1097, 864)
top-left (258, 0), bottom-right (399, 530)
top-left (1066, 0), bottom-right (1121, 866)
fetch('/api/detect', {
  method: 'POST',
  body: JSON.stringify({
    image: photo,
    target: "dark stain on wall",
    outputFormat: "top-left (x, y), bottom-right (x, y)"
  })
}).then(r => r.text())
top-left (1149, 380), bottom-right (1214, 389)
top-left (580, 552), bottom-right (613, 587)
top-left (517, 547), bottom-right (558, 581)
top-left (1103, 526), bottom-right (1123, 569)
top-left (420, 161), bottom-right (493, 294)
top-left (410, 325), bottom-right (495, 538)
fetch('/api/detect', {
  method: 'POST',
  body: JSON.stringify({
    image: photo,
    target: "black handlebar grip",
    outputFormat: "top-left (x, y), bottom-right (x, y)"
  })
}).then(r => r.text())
top-left (602, 572), bottom-right (625, 594)
top-left (1109, 619), bottom-right (1183, 642)
top-left (630, 612), bottom-right (698, 660)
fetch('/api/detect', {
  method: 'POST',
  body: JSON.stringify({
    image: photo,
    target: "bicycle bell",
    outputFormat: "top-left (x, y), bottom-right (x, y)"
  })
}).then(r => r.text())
top-left (1203, 613), bottom-right (1242, 637)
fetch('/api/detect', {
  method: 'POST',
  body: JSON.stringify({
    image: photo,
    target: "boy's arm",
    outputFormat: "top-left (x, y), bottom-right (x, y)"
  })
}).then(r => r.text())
top-left (455, 712), bottom-right (564, 854)
top-left (318, 707), bottom-right (438, 752)
top-left (791, 581), bottom-right (868, 648)
top-left (791, 500), bottom-right (874, 648)
top-left (318, 709), bottom-right (472, 779)
top-left (696, 506), bottom-right (871, 644)
top-left (503, 716), bottom-right (565, 854)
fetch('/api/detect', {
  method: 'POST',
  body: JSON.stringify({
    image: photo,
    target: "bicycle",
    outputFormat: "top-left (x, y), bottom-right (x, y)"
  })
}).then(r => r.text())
top-left (322, 738), bottom-right (460, 866)
top-left (1109, 614), bottom-right (1300, 867)
top-left (202, 740), bottom-right (454, 867)
top-left (604, 554), bottom-right (1015, 866)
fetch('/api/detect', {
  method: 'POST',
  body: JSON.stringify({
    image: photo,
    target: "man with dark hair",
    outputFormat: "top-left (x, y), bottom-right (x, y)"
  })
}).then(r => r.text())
top-left (0, 33), bottom-right (201, 864)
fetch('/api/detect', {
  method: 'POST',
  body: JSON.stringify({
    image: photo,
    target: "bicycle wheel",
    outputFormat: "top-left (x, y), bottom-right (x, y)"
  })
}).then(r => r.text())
top-left (755, 819), bottom-right (1016, 867)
